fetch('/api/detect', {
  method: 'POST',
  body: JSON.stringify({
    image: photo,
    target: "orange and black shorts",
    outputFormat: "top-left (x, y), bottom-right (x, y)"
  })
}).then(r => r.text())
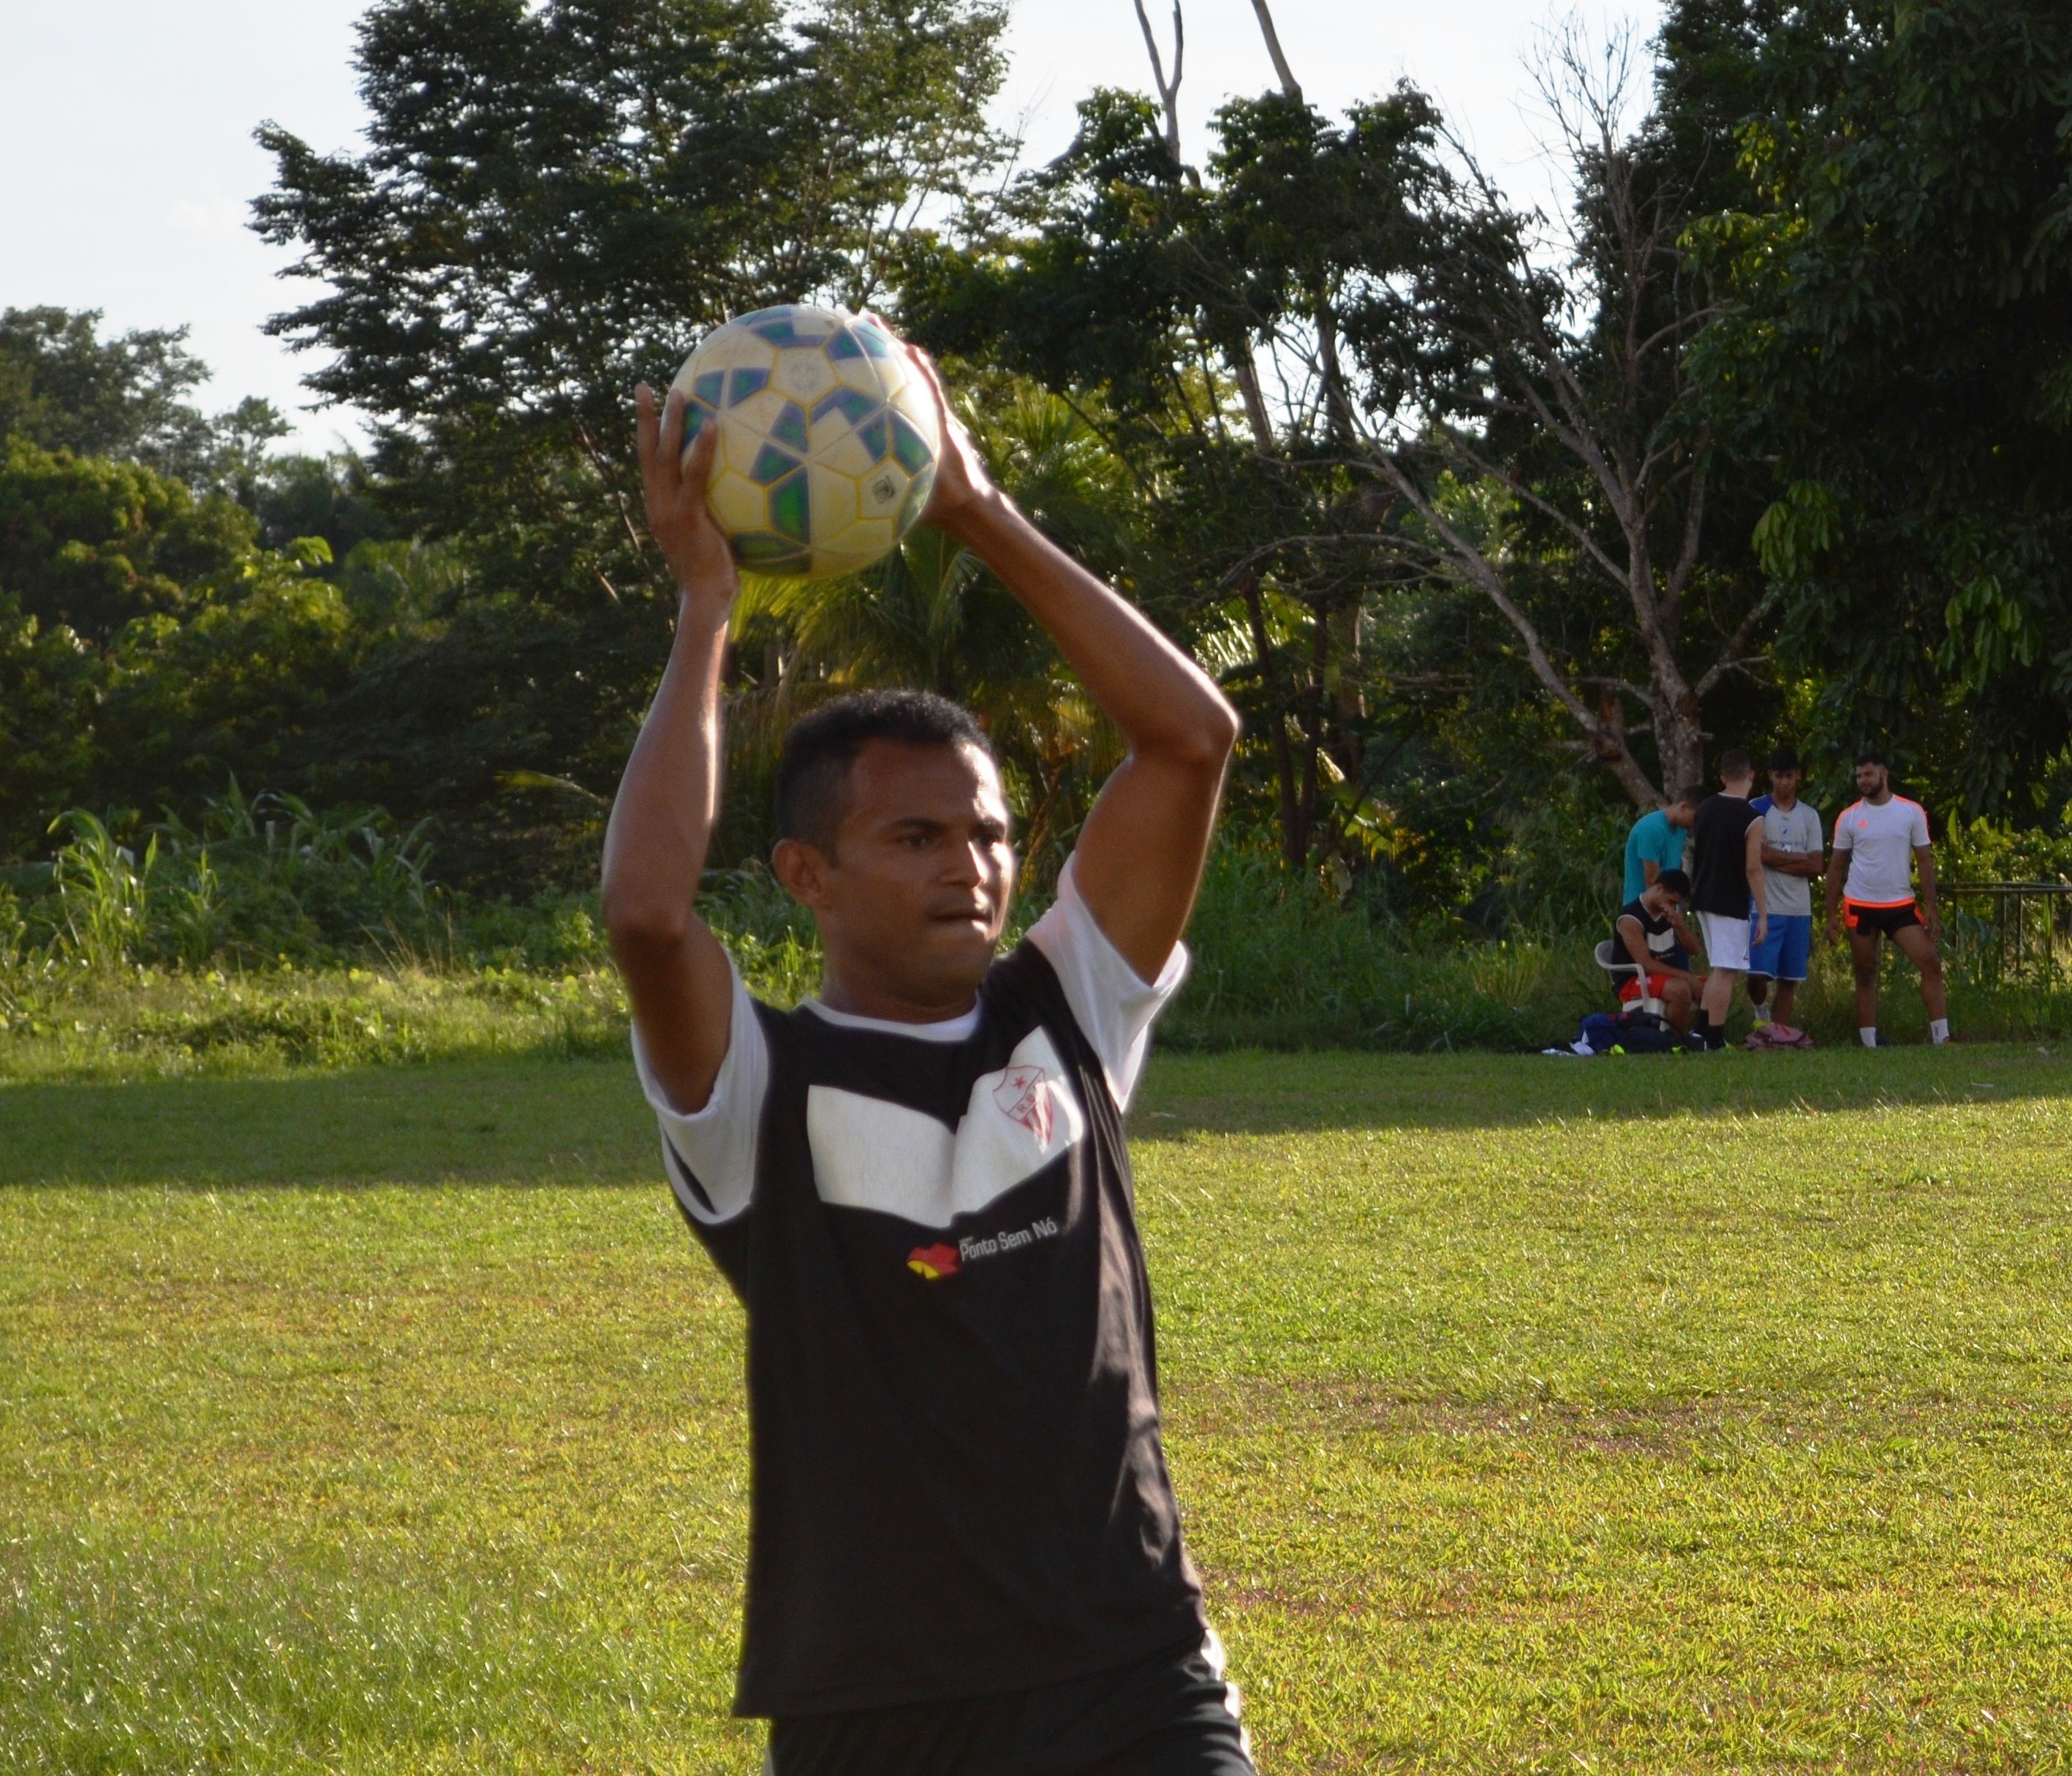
top-left (1845, 899), bottom-right (1921, 937)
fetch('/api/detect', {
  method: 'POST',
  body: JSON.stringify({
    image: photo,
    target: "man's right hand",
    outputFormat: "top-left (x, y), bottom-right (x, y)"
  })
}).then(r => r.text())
top-left (637, 383), bottom-right (739, 620)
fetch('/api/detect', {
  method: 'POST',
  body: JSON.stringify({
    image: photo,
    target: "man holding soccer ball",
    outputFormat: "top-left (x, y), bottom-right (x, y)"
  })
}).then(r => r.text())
top-left (602, 341), bottom-right (1252, 1775)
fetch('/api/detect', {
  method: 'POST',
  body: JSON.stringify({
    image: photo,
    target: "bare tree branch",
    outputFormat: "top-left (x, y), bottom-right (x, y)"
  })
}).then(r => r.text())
top-left (1131, 0), bottom-right (1185, 166)
top-left (1247, 0), bottom-right (1302, 103)
top-left (1372, 451), bottom-right (1663, 806)
top-left (1693, 586), bottom-right (1785, 698)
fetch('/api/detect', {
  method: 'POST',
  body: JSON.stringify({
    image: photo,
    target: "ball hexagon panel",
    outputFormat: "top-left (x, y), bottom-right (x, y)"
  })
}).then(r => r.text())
top-left (774, 347), bottom-right (836, 404)
top-left (669, 303), bottom-right (942, 580)
top-left (708, 469), bottom-right (770, 537)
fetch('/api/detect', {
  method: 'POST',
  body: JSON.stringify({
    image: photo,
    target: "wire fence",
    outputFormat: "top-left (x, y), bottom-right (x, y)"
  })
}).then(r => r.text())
top-left (1939, 882), bottom-right (2072, 983)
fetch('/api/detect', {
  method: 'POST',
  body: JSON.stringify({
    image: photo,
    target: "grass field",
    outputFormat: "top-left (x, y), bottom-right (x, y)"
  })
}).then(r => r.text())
top-left (6, 1045), bottom-right (2072, 1772)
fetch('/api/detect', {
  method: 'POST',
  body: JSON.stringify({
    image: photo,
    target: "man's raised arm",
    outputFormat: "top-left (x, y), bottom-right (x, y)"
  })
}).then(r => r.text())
top-left (598, 387), bottom-right (739, 1114)
top-left (909, 349), bottom-right (1240, 981)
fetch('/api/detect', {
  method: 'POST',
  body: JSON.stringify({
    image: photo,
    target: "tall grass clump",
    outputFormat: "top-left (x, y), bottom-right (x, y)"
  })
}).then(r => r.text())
top-left (1167, 847), bottom-right (1603, 1051)
top-left (0, 798), bottom-right (842, 1082)
top-left (12, 792), bottom-right (2072, 1083)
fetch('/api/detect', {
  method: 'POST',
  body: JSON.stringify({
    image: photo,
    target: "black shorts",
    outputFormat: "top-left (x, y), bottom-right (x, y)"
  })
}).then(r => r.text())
top-left (767, 1635), bottom-right (1255, 1776)
top-left (1845, 899), bottom-right (1922, 937)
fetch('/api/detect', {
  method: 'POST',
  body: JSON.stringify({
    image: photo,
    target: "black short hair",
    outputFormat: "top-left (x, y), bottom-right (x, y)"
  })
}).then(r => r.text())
top-left (1769, 746), bottom-right (1801, 773)
top-left (1673, 784), bottom-right (1706, 808)
top-left (1720, 747), bottom-right (1753, 779)
top-left (1655, 867), bottom-right (1691, 896)
top-left (775, 689), bottom-right (993, 855)
top-left (1856, 746), bottom-right (1889, 768)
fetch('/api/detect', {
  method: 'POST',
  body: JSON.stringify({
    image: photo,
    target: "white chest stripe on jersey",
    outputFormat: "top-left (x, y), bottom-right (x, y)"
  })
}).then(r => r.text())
top-left (806, 1027), bottom-right (1087, 1228)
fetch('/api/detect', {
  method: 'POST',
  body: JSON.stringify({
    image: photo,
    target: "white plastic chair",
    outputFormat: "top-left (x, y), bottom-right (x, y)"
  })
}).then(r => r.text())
top-left (1594, 938), bottom-right (1664, 1016)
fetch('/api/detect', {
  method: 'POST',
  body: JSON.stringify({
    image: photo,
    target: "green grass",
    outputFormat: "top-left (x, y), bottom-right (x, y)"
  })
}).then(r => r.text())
top-left (6, 1046), bottom-right (2072, 1771)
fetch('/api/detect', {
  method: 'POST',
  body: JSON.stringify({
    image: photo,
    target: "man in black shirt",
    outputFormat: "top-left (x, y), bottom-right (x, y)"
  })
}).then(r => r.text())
top-left (1611, 868), bottom-right (1704, 1033)
top-left (601, 336), bottom-right (1250, 1775)
top-left (1685, 749), bottom-right (1770, 1051)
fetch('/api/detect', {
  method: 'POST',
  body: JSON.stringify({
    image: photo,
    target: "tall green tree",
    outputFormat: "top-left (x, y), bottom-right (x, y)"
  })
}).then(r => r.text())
top-left (905, 86), bottom-right (1439, 869)
top-left (0, 439), bottom-right (363, 858)
top-left (253, 0), bottom-right (1013, 888)
top-left (1675, 0), bottom-right (2072, 812)
top-left (907, 26), bottom-right (1780, 878)
top-left (0, 438), bottom-right (260, 651)
top-left (0, 307), bottom-right (289, 491)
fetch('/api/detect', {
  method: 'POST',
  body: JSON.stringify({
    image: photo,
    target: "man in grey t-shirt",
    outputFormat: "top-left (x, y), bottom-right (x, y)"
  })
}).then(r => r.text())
top-left (1747, 747), bottom-right (1825, 1032)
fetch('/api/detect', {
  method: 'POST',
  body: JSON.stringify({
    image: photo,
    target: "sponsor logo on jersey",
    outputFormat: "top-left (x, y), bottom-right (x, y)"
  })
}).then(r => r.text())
top-left (907, 1216), bottom-right (1063, 1280)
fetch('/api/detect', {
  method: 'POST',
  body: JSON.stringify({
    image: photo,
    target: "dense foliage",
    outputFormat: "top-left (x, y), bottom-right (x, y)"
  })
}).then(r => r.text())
top-left (1671, 0), bottom-right (2072, 816)
top-left (4, 0), bottom-right (2071, 949)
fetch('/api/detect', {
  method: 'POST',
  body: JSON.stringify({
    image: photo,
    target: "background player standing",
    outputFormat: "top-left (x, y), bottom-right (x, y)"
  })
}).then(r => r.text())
top-left (1685, 750), bottom-right (1769, 1051)
top-left (600, 344), bottom-right (1254, 1775)
top-left (1826, 751), bottom-right (1951, 1048)
top-left (1746, 747), bottom-right (1824, 1040)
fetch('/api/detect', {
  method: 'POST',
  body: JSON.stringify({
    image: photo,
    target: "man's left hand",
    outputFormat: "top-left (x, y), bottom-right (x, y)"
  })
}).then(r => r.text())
top-left (881, 325), bottom-right (999, 532)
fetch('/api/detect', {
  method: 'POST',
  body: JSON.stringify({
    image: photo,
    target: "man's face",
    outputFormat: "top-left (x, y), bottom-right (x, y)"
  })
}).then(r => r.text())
top-left (1771, 768), bottom-right (1801, 804)
top-left (1647, 885), bottom-right (1685, 918)
top-left (1855, 761), bottom-right (1888, 798)
top-left (785, 739), bottom-right (1016, 1007)
top-left (1669, 799), bottom-right (1696, 828)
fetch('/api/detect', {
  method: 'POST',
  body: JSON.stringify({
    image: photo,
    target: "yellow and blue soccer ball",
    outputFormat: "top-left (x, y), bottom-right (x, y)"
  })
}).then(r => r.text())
top-left (670, 304), bottom-right (942, 579)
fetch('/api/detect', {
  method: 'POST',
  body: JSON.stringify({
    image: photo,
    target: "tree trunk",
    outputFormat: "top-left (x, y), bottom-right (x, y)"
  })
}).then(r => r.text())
top-left (1244, 577), bottom-right (1309, 869)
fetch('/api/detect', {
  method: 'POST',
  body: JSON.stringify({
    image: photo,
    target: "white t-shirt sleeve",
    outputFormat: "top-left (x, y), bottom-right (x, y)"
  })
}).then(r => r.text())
top-left (1025, 857), bottom-right (1190, 1110)
top-left (630, 955), bottom-right (768, 1225)
top-left (1907, 801), bottom-right (1931, 847)
top-left (1832, 806), bottom-right (1856, 853)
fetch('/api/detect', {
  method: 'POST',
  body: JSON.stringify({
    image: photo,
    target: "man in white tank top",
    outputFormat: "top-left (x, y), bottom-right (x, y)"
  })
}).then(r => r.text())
top-left (1824, 750), bottom-right (1949, 1047)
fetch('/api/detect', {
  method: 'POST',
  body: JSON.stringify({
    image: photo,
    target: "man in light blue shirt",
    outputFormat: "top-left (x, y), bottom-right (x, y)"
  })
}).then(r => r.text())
top-left (1622, 786), bottom-right (1702, 903)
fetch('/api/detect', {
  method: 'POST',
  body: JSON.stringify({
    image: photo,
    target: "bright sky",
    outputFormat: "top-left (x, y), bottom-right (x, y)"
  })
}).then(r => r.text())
top-left (0, 0), bottom-right (1662, 455)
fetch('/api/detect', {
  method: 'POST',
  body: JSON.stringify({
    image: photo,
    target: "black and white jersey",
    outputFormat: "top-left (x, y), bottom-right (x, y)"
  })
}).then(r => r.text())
top-left (635, 861), bottom-right (1206, 1718)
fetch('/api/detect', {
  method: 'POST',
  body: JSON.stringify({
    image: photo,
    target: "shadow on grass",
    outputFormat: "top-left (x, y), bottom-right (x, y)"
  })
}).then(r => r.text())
top-left (1133, 1043), bottom-right (2072, 1135)
top-left (0, 1057), bottom-right (659, 1189)
top-left (5, 1046), bottom-right (2071, 1190)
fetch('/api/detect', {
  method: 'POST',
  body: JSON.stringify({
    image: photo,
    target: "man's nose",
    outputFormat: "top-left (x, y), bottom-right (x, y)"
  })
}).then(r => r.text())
top-left (943, 840), bottom-right (986, 885)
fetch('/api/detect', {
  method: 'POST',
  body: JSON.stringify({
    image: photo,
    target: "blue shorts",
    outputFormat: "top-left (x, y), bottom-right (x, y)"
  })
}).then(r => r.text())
top-left (1747, 913), bottom-right (1812, 982)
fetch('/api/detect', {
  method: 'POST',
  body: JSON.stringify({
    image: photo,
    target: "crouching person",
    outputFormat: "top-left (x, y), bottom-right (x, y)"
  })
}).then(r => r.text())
top-left (1612, 868), bottom-right (1705, 1035)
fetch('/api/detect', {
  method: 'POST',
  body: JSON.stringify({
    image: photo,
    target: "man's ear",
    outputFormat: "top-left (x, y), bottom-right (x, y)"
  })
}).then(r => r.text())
top-left (772, 836), bottom-right (834, 909)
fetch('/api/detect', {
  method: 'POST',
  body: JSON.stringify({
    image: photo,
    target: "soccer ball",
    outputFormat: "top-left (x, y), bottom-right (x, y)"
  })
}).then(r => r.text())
top-left (670, 304), bottom-right (942, 579)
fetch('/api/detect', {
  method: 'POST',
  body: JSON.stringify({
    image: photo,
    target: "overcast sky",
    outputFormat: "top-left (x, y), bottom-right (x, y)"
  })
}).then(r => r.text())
top-left (1, 0), bottom-right (1663, 454)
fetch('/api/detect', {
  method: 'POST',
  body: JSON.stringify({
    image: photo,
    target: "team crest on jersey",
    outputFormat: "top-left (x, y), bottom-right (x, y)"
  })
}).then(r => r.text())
top-left (992, 1065), bottom-right (1053, 1143)
top-left (907, 1243), bottom-right (961, 1280)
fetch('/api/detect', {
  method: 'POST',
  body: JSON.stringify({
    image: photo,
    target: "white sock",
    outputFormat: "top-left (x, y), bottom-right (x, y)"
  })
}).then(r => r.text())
top-left (1752, 1003), bottom-right (1772, 1025)
top-left (1931, 1019), bottom-right (1951, 1045)
top-left (1859, 1027), bottom-right (1878, 1048)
